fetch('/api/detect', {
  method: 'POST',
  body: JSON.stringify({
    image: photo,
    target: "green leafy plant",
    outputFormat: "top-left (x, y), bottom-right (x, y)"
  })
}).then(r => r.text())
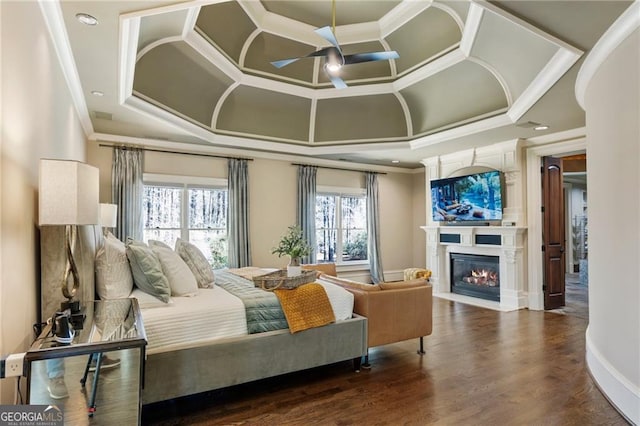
top-left (344, 232), bottom-right (368, 260)
top-left (271, 225), bottom-right (312, 265)
top-left (208, 235), bottom-right (228, 269)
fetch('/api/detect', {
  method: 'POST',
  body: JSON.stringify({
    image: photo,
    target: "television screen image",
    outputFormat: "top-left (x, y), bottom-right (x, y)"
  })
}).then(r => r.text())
top-left (431, 170), bottom-right (503, 222)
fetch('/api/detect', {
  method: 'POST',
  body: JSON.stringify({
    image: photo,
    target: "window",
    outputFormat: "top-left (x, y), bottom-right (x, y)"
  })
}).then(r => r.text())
top-left (315, 191), bottom-right (367, 263)
top-left (143, 176), bottom-right (228, 268)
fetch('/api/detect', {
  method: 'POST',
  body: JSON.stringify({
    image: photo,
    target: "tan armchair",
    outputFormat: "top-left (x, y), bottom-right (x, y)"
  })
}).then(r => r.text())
top-left (303, 263), bottom-right (433, 366)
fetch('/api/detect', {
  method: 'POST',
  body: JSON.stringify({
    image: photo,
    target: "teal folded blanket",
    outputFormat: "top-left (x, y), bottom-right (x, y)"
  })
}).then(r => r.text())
top-left (214, 270), bottom-right (287, 334)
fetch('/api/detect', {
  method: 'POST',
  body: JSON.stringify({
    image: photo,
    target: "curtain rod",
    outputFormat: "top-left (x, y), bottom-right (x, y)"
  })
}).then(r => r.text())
top-left (292, 163), bottom-right (386, 175)
top-left (98, 143), bottom-right (253, 162)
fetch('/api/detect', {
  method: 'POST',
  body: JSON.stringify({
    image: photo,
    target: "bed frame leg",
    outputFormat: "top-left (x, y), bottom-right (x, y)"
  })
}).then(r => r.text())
top-left (417, 336), bottom-right (425, 355)
top-left (353, 356), bottom-right (362, 372)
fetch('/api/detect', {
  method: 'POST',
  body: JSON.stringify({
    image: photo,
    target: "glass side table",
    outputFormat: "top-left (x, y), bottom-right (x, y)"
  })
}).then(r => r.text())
top-left (25, 298), bottom-right (147, 424)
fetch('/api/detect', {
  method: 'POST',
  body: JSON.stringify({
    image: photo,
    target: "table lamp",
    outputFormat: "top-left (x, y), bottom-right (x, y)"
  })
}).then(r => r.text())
top-left (99, 203), bottom-right (117, 236)
top-left (39, 159), bottom-right (99, 320)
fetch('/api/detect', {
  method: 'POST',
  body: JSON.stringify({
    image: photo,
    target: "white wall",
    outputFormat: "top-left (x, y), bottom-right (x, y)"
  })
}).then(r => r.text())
top-left (0, 1), bottom-right (88, 403)
top-left (582, 26), bottom-right (640, 423)
top-left (412, 171), bottom-right (426, 268)
top-left (86, 145), bottom-right (421, 280)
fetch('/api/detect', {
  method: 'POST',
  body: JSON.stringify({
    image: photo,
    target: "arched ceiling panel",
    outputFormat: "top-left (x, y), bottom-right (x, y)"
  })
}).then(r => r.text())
top-left (400, 60), bottom-right (508, 134)
top-left (244, 33), bottom-right (316, 84)
top-left (471, 9), bottom-right (558, 100)
top-left (386, 6), bottom-right (461, 74)
top-left (196, 2), bottom-right (257, 64)
top-left (134, 41), bottom-right (234, 127)
top-left (138, 9), bottom-right (188, 52)
top-left (436, 0), bottom-right (470, 25)
top-left (217, 86), bottom-right (311, 142)
top-left (261, 0), bottom-right (400, 27)
top-left (315, 94), bottom-right (407, 142)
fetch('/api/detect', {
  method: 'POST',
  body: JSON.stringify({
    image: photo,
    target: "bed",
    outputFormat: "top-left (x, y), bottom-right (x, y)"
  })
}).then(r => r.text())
top-left (40, 226), bottom-right (368, 405)
top-left (140, 270), bottom-right (368, 404)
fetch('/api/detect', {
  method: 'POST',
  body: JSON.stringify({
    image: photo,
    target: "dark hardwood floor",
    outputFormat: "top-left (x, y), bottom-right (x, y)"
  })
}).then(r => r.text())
top-left (143, 284), bottom-right (627, 425)
top-left (28, 349), bottom-right (141, 425)
top-left (546, 273), bottom-right (589, 320)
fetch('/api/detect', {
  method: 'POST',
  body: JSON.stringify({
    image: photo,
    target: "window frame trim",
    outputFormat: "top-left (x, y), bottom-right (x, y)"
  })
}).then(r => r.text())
top-left (142, 174), bottom-right (228, 242)
top-left (316, 186), bottom-right (368, 266)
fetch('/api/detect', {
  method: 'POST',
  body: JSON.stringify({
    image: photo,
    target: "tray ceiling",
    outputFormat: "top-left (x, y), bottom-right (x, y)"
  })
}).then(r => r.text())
top-left (53, 0), bottom-right (634, 167)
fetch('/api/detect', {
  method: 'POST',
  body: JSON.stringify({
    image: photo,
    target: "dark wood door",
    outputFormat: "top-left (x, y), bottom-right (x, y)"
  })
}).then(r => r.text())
top-left (542, 156), bottom-right (566, 309)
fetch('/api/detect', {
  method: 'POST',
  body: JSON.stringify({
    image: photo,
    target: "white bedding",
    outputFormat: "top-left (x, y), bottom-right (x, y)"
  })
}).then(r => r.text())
top-left (315, 279), bottom-right (354, 321)
top-left (133, 287), bottom-right (248, 355)
top-left (134, 280), bottom-right (354, 354)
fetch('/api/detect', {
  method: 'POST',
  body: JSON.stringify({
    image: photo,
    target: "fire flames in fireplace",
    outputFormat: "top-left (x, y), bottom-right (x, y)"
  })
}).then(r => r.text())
top-left (450, 253), bottom-right (500, 302)
top-left (462, 269), bottom-right (499, 287)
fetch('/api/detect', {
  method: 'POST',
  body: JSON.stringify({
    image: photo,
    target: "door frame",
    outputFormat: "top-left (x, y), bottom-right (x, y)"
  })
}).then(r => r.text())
top-left (525, 133), bottom-right (585, 310)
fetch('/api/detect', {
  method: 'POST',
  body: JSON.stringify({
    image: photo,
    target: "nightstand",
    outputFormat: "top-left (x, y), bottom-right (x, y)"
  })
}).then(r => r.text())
top-left (25, 298), bottom-right (147, 424)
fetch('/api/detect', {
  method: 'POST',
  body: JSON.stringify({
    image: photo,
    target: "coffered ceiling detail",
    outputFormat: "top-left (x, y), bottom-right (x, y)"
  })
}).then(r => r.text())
top-left (50, 1), bottom-right (634, 166)
top-left (124, 0), bottom-right (582, 150)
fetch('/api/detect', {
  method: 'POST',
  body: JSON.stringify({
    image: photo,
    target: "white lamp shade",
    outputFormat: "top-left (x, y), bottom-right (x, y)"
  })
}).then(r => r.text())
top-left (39, 159), bottom-right (100, 225)
top-left (99, 203), bottom-right (117, 228)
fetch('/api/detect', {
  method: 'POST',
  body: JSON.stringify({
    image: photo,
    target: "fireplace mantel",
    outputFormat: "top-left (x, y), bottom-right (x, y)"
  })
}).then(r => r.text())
top-left (421, 225), bottom-right (527, 311)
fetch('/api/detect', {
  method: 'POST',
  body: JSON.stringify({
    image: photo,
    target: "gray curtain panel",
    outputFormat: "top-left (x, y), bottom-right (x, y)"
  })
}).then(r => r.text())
top-left (296, 165), bottom-right (317, 264)
top-left (227, 158), bottom-right (251, 268)
top-left (366, 172), bottom-right (385, 283)
top-left (111, 148), bottom-right (143, 241)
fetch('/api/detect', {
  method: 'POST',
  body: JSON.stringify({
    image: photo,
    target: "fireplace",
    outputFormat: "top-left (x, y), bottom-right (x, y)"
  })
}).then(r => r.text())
top-left (450, 253), bottom-right (500, 302)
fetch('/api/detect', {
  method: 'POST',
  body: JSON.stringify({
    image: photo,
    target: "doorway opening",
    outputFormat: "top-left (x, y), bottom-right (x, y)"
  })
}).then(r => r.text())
top-left (561, 154), bottom-right (588, 318)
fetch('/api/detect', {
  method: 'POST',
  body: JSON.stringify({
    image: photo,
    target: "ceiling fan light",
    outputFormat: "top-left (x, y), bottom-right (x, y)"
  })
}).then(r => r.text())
top-left (325, 48), bottom-right (344, 75)
top-left (326, 62), bottom-right (342, 73)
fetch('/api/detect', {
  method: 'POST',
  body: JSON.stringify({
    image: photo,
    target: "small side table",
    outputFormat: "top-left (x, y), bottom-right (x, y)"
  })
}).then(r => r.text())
top-left (25, 299), bottom-right (147, 423)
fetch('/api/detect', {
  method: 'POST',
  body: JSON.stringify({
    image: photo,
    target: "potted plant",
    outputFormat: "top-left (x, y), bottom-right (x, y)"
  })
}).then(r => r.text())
top-left (272, 225), bottom-right (312, 276)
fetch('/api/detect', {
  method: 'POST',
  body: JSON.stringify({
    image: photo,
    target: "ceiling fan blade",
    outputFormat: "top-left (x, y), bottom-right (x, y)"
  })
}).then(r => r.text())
top-left (271, 58), bottom-right (301, 68)
top-left (315, 26), bottom-right (342, 53)
top-left (271, 47), bottom-right (334, 69)
top-left (328, 74), bottom-right (348, 90)
top-left (344, 51), bottom-right (400, 65)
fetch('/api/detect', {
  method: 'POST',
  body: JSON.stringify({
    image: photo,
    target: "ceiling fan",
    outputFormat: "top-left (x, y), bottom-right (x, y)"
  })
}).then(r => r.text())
top-left (270, 0), bottom-right (399, 89)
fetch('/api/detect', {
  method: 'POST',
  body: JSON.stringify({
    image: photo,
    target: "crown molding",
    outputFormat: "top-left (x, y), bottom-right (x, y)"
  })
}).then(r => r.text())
top-left (89, 132), bottom-right (416, 174)
top-left (38, 0), bottom-right (94, 136)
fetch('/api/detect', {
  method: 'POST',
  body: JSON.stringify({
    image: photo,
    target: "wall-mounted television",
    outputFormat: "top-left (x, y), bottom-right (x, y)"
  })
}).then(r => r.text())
top-left (430, 170), bottom-right (503, 223)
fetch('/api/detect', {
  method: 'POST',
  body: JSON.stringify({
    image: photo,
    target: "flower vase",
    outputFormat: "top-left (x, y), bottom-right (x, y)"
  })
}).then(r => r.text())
top-left (287, 258), bottom-right (302, 277)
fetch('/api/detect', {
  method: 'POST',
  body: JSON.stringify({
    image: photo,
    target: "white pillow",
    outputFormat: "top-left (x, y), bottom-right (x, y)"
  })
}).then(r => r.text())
top-left (148, 239), bottom-right (172, 250)
top-left (175, 238), bottom-right (215, 288)
top-left (95, 232), bottom-right (134, 299)
top-left (130, 288), bottom-right (173, 309)
top-left (151, 245), bottom-right (199, 297)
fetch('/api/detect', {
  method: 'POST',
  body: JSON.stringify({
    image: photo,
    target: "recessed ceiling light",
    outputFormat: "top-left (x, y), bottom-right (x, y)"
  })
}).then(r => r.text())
top-left (534, 125), bottom-right (549, 131)
top-left (391, 160), bottom-right (400, 164)
top-left (76, 13), bottom-right (98, 26)
top-left (91, 90), bottom-right (104, 97)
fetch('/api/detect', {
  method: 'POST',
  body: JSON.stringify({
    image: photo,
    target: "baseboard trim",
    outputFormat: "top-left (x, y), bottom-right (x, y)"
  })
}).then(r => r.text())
top-left (585, 326), bottom-right (640, 425)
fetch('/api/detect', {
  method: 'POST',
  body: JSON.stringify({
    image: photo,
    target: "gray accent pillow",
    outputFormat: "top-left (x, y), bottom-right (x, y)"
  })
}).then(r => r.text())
top-left (126, 240), bottom-right (171, 303)
top-left (175, 238), bottom-right (215, 288)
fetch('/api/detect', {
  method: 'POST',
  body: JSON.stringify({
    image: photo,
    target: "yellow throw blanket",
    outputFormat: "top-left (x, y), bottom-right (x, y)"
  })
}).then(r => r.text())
top-left (274, 283), bottom-right (335, 333)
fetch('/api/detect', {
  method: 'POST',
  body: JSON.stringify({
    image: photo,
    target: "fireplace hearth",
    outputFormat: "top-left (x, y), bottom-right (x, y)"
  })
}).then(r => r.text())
top-left (450, 253), bottom-right (500, 302)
